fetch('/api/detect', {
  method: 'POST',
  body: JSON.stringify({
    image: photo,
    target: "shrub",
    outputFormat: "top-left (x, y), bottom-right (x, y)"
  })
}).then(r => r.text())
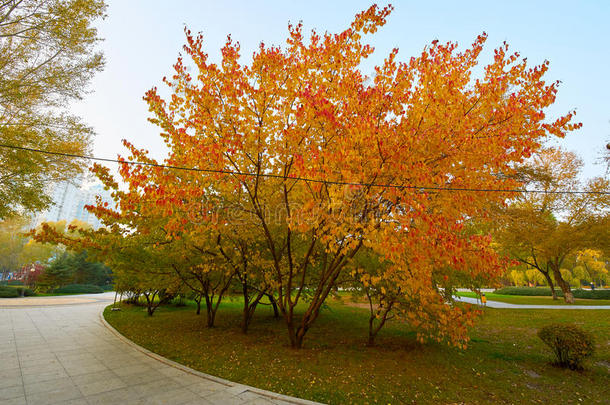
top-left (495, 287), bottom-right (555, 296)
top-left (495, 287), bottom-right (610, 300)
top-left (572, 289), bottom-right (610, 300)
top-left (52, 284), bottom-right (104, 294)
top-left (0, 280), bottom-right (24, 286)
top-left (0, 286), bottom-right (19, 298)
top-left (0, 286), bottom-right (35, 298)
top-left (538, 324), bottom-right (595, 369)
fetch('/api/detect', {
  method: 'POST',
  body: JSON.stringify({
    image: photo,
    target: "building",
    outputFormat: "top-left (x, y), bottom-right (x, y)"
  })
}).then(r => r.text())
top-left (32, 178), bottom-right (115, 230)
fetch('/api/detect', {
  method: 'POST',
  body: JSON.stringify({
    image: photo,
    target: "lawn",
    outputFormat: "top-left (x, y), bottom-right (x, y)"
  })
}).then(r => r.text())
top-left (456, 291), bottom-right (610, 306)
top-left (104, 297), bottom-right (610, 404)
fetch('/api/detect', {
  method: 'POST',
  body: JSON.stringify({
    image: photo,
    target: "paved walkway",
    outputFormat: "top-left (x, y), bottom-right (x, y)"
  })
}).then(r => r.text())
top-left (455, 296), bottom-right (610, 309)
top-left (0, 293), bottom-right (319, 405)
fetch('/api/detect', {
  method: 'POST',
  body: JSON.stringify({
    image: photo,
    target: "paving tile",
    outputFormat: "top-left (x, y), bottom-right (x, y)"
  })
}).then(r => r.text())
top-left (140, 387), bottom-right (203, 405)
top-left (156, 365), bottom-right (188, 378)
top-left (61, 399), bottom-right (90, 405)
top-left (0, 376), bottom-right (22, 390)
top-left (20, 362), bottom-right (65, 376)
top-left (25, 384), bottom-right (83, 405)
top-left (20, 357), bottom-right (62, 370)
top-left (170, 372), bottom-right (212, 387)
top-left (84, 386), bottom-right (144, 405)
top-left (204, 390), bottom-right (247, 405)
top-left (62, 361), bottom-right (108, 376)
top-left (2, 358), bottom-right (20, 369)
top-left (245, 398), bottom-right (277, 405)
top-left (23, 376), bottom-right (76, 396)
top-left (0, 384), bottom-right (24, 401)
top-left (111, 363), bottom-right (155, 377)
top-left (131, 377), bottom-right (184, 397)
top-left (75, 377), bottom-right (127, 396)
top-left (0, 297), bottom-right (314, 405)
top-left (0, 368), bottom-right (22, 380)
top-left (239, 390), bottom-right (276, 402)
top-left (0, 396), bottom-right (27, 405)
top-left (187, 379), bottom-right (229, 396)
top-left (22, 368), bottom-right (69, 385)
top-left (113, 369), bottom-right (167, 386)
top-left (182, 399), bottom-right (216, 405)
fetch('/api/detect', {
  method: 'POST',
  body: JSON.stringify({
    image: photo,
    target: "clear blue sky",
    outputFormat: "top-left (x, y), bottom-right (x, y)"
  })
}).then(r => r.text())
top-left (73, 0), bottom-right (610, 179)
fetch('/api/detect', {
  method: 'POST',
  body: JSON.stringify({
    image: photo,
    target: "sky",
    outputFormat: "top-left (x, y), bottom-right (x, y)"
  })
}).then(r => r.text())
top-left (72, 0), bottom-right (610, 180)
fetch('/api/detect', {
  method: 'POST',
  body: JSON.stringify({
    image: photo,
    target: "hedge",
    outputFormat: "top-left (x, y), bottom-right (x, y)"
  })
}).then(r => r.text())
top-left (0, 280), bottom-right (24, 286)
top-left (0, 286), bottom-right (35, 298)
top-left (495, 286), bottom-right (610, 300)
top-left (52, 284), bottom-right (105, 294)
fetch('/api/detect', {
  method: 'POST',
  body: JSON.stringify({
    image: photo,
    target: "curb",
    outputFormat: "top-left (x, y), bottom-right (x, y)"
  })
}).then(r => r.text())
top-left (99, 307), bottom-right (324, 405)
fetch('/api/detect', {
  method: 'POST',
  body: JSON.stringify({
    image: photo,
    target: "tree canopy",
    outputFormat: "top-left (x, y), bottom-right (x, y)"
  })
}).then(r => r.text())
top-left (34, 5), bottom-right (583, 348)
top-left (0, 0), bottom-right (106, 218)
top-left (495, 148), bottom-right (610, 302)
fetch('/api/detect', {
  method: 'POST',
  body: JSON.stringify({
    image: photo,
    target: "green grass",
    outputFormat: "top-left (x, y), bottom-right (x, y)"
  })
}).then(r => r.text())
top-left (104, 298), bottom-right (610, 404)
top-left (456, 291), bottom-right (610, 306)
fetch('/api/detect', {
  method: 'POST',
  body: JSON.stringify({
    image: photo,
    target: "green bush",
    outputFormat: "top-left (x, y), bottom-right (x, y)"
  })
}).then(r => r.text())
top-left (0, 286), bottom-right (19, 298)
top-left (495, 287), bottom-right (555, 296)
top-left (495, 287), bottom-right (610, 299)
top-left (0, 280), bottom-right (24, 286)
top-left (538, 324), bottom-right (595, 369)
top-left (52, 284), bottom-right (104, 294)
top-left (572, 289), bottom-right (610, 299)
top-left (0, 286), bottom-right (35, 298)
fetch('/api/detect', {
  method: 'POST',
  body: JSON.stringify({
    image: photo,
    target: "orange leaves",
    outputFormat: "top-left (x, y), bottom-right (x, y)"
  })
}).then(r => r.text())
top-left (62, 5), bottom-right (586, 347)
top-left (350, 4), bottom-right (394, 35)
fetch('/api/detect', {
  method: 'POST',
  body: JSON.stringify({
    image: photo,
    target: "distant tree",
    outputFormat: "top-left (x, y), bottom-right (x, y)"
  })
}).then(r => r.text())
top-left (0, 216), bottom-right (29, 278)
top-left (0, 0), bottom-right (106, 218)
top-left (574, 249), bottom-right (608, 287)
top-left (0, 216), bottom-right (63, 279)
top-left (496, 149), bottom-right (610, 303)
top-left (36, 250), bottom-right (111, 289)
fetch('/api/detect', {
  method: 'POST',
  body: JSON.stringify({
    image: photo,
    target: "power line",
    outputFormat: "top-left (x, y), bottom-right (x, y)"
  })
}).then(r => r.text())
top-left (1, 143), bottom-right (608, 195)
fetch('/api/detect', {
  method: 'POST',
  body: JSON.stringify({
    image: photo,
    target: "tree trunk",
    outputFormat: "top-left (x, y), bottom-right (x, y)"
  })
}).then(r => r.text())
top-left (195, 296), bottom-right (201, 315)
top-left (541, 271), bottom-right (558, 300)
top-left (550, 264), bottom-right (574, 304)
top-left (203, 293), bottom-right (218, 327)
top-left (267, 294), bottom-right (280, 319)
top-left (206, 306), bottom-right (217, 327)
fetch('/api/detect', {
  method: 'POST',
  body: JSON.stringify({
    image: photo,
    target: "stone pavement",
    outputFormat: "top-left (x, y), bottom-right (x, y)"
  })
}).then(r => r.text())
top-left (455, 295), bottom-right (610, 309)
top-left (0, 293), bottom-right (321, 405)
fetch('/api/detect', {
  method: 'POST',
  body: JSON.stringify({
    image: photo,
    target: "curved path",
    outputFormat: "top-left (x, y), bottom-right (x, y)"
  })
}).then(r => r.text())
top-left (455, 295), bottom-right (610, 309)
top-left (0, 293), bottom-right (320, 405)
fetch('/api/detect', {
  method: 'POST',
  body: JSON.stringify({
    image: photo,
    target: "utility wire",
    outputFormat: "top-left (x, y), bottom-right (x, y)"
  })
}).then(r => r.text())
top-left (1, 143), bottom-right (608, 195)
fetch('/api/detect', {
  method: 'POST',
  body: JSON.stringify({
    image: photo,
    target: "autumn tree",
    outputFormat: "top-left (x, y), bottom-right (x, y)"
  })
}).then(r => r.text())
top-left (573, 249), bottom-right (608, 287)
top-left (496, 149), bottom-right (610, 303)
top-left (0, 0), bottom-right (105, 218)
top-left (117, 5), bottom-right (581, 348)
top-left (52, 4), bottom-right (582, 348)
top-left (0, 216), bottom-right (64, 279)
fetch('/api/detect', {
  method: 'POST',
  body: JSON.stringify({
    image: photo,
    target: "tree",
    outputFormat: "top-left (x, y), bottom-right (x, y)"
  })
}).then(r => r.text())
top-left (0, 0), bottom-right (106, 218)
top-left (127, 5), bottom-right (579, 348)
top-left (0, 216), bottom-right (63, 279)
top-left (36, 250), bottom-right (111, 289)
top-left (496, 149), bottom-right (610, 303)
top-left (574, 249), bottom-right (608, 287)
top-left (45, 5), bottom-right (580, 348)
top-left (0, 216), bottom-right (29, 277)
